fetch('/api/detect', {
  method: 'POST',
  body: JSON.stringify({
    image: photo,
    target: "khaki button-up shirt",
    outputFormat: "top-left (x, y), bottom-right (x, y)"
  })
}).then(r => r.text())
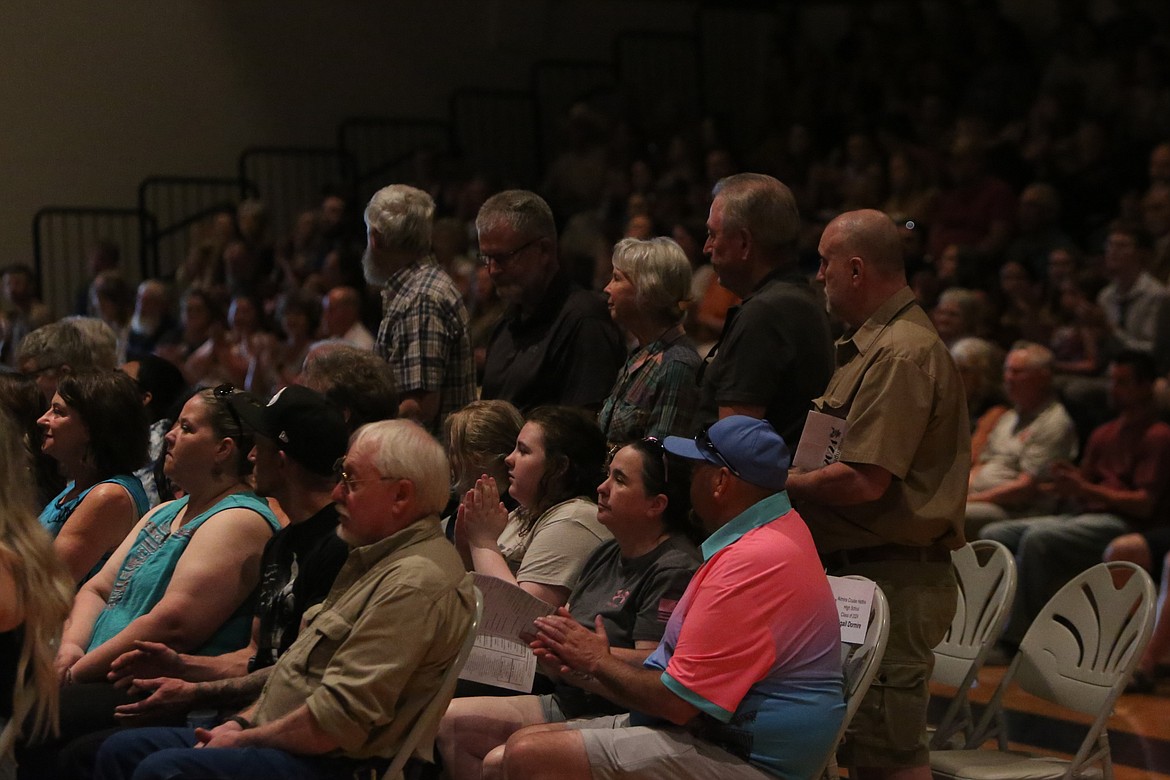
top-left (253, 517), bottom-right (474, 761)
top-left (798, 287), bottom-right (970, 553)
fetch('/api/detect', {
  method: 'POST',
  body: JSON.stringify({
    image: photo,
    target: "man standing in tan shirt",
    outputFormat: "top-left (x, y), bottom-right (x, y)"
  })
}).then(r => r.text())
top-left (93, 420), bottom-right (475, 780)
top-left (787, 209), bottom-right (969, 780)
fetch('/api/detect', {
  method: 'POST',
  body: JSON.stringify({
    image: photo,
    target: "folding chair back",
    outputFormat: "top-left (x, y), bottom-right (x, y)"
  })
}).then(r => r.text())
top-left (930, 562), bottom-right (1155, 780)
top-left (1015, 561), bottom-right (1153, 717)
top-left (930, 540), bottom-right (1016, 749)
top-left (379, 585), bottom-right (484, 780)
top-left (819, 577), bottom-right (890, 780)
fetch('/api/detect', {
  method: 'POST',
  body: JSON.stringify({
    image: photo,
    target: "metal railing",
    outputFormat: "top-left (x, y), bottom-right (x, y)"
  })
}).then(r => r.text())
top-left (450, 88), bottom-right (540, 187)
top-left (32, 207), bottom-right (157, 319)
top-left (33, 15), bottom-right (720, 301)
top-left (339, 117), bottom-right (452, 202)
top-left (238, 146), bottom-right (357, 242)
top-left (138, 176), bottom-right (258, 279)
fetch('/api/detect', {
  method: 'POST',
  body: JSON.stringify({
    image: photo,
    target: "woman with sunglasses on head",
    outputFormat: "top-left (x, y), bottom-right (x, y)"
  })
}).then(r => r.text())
top-left (598, 237), bottom-right (701, 446)
top-left (19, 386), bottom-right (282, 776)
top-left (36, 371), bottom-right (151, 586)
top-left (439, 438), bottom-right (702, 780)
top-left (458, 406), bottom-right (611, 608)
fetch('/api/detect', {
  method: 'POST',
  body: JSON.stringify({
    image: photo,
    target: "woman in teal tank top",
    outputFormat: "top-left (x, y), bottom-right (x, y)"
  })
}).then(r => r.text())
top-left (56, 385), bottom-right (280, 685)
top-left (35, 371), bottom-right (151, 585)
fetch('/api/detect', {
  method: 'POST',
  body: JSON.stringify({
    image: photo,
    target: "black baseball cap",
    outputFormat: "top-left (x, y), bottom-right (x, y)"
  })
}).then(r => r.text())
top-left (227, 385), bottom-right (348, 476)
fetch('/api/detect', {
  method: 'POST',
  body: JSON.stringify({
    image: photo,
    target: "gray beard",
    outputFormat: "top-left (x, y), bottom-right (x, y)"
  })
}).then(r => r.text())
top-left (362, 248), bottom-right (390, 286)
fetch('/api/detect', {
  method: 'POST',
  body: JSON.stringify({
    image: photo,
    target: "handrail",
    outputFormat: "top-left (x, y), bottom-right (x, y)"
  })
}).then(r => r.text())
top-left (337, 117), bottom-right (453, 192)
top-left (31, 206), bottom-right (157, 317)
top-left (237, 145), bottom-right (357, 187)
top-left (449, 87), bottom-right (540, 185)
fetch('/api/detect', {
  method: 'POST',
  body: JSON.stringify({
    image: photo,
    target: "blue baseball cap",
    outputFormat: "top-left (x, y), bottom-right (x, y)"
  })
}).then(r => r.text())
top-left (663, 416), bottom-right (791, 492)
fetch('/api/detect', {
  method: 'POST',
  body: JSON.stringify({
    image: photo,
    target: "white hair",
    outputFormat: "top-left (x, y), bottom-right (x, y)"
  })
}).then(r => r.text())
top-left (350, 419), bottom-right (450, 515)
top-left (611, 237), bottom-right (693, 325)
top-left (364, 184), bottom-right (435, 254)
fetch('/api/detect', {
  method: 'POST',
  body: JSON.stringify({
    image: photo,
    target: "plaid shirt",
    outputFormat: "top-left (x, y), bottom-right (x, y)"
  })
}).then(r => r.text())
top-left (597, 326), bottom-right (702, 445)
top-left (375, 260), bottom-right (476, 429)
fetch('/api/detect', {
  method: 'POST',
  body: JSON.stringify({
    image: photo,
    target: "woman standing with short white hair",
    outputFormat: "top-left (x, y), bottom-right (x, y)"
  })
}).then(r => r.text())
top-left (598, 237), bottom-right (701, 445)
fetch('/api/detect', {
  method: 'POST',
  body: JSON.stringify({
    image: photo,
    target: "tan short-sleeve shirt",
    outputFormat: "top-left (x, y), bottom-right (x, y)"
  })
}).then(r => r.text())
top-left (799, 287), bottom-right (970, 553)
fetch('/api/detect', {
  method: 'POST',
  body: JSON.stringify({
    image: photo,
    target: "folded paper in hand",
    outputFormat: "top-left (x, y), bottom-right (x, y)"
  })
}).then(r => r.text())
top-left (458, 574), bottom-right (557, 692)
top-left (792, 410), bottom-right (848, 472)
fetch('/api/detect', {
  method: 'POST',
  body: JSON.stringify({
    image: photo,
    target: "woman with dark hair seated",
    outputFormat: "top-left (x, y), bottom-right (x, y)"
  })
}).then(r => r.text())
top-left (17, 386), bottom-right (282, 777)
top-left (438, 438), bottom-right (702, 780)
top-left (56, 385), bottom-right (279, 683)
top-left (37, 371), bottom-right (151, 585)
top-left (458, 405), bottom-right (612, 608)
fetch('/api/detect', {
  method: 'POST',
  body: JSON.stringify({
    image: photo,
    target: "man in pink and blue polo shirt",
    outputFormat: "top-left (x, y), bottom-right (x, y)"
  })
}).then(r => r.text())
top-left (503, 416), bottom-right (844, 780)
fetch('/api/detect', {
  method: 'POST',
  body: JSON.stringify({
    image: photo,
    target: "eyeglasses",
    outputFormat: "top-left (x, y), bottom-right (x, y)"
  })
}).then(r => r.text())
top-left (697, 426), bottom-right (740, 477)
top-left (332, 457), bottom-right (395, 493)
top-left (642, 436), bottom-right (670, 483)
top-left (213, 384), bottom-right (245, 439)
top-left (478, 238), bottom-right (541, 268)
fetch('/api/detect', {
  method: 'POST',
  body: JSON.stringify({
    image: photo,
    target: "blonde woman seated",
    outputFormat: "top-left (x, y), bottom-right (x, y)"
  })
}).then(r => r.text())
top-left (458, 406), bottom-right (611, 608)
top-left (0, 411), bottom-right (73, 780)
top-left (438, 439), bottom-right (701, 780)
top-left (20, 386), bottom-right (280, 774)
top-left (443, 400), bottom-right (524, 537)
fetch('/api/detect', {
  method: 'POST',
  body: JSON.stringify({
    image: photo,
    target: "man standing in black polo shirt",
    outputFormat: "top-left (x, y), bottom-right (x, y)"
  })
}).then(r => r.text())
top-left (695, 173), bottom-right (833, 445)
top-left (477, 190), bottom-right (624, 412)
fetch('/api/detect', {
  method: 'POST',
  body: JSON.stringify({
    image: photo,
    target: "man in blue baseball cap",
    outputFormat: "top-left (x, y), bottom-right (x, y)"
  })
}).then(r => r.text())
top-left (499, 416), bottom-right (844, 780)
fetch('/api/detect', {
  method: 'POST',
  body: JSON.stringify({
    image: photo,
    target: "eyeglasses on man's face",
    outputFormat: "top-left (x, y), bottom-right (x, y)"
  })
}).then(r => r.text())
top-left (477, 237), bottom-right (541, 268)
top-left (332, 457), bottom-right (395, 494)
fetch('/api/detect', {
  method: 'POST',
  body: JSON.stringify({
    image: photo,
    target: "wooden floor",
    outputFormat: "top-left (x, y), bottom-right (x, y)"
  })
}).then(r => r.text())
top-left (929, 665), bottom-right (1170, 780)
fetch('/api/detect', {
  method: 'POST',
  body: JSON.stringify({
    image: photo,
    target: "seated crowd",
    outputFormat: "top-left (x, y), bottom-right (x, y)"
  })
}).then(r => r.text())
top-left (5, 5), bottom-right (1170, 771)
top-left (3, 170), bottom-right (1155, 780)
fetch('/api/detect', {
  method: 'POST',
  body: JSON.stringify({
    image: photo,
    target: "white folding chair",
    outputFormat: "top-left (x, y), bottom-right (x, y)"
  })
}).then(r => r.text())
top-left (930, 540), bottom-right (1017, 750)
top-left (819, 577), bottom-right (890, 780)
top-left (930, 562), bottom-right (1155, 780)
top-left (370, 585), bottom-right (483, 780)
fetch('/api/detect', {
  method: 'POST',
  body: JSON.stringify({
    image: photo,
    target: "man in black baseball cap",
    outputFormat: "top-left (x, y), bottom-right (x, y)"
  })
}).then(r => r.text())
top-left (109, 385), bottom-right (351, 721)
top-left (228, 385), bottom-right (350, 483)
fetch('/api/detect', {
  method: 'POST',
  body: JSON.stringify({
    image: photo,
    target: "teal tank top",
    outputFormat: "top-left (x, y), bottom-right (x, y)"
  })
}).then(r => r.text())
top-left (87, 491), bottom-right (279, 654)
top-left (38, 475), bottom-right (151, 583)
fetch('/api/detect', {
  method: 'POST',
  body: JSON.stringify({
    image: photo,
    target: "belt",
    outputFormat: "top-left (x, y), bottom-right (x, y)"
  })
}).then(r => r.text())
top-left (820, 542), bottom-right (951, 571)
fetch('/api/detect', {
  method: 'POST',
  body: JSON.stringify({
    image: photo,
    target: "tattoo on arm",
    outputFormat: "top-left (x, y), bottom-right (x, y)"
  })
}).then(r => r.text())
top-left (196, 666), bottom-right (273, 709)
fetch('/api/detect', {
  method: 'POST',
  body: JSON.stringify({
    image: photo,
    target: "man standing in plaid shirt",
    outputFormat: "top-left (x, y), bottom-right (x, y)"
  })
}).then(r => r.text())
top-left (364, 184), bottom-right (475, 432)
